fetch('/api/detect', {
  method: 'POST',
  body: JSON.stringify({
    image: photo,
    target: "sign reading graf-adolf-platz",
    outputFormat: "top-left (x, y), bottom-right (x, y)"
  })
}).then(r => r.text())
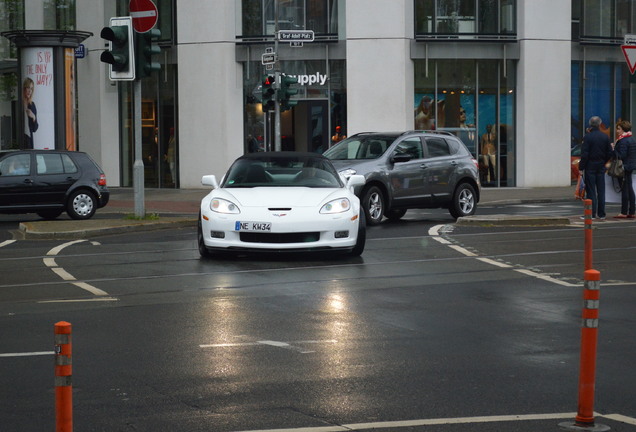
top-left (129, 0), bottom-right (158, 33)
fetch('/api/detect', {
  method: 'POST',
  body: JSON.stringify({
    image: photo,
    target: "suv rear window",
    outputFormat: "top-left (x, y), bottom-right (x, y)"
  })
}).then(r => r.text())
top-left (425, 138), bottom-right (451, 157)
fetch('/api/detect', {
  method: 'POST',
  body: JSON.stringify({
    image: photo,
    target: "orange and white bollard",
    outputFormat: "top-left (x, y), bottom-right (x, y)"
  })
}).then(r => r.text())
top-left (583, 199), bottom-right (593, 270)
top-left (559, 270), bottom-right (609, 432)
top-left (54, 321), bottom-right (72, 432)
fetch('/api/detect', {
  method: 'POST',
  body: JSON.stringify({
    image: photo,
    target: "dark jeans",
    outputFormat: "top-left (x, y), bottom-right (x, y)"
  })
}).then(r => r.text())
top-left (585, 167), bottom-right (606, 218)
top-left (621, 170), bottom-right (635, 215)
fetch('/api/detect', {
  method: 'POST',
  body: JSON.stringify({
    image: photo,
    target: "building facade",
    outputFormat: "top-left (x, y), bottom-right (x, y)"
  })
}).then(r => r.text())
top-left (0, 0), bottom-right (633, 189)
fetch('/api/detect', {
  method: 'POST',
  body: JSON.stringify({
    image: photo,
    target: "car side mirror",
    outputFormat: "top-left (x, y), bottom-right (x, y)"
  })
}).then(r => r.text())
top-left (391, 153), bottom-right (412, 163)
top-left (201, 175), bottom-right (219, 188)
top-left (347, 174), bottom-right (365, 191)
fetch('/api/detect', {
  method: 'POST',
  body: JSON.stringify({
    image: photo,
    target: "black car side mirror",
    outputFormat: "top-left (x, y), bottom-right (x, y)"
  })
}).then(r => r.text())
top-left (391, 153), bottom-right (411, 163)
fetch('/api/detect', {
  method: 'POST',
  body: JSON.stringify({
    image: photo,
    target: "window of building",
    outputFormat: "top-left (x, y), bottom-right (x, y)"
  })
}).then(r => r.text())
top-left (579, 0), bottom-right (636, 43)
top-left (414, 0), bottom-right (516, 40)
top-left (238, 0), bottom-right (339, 40)
top-left (43, 0), bottom-right (75, 31)
top-left (243, 59), bottom-right (345, 154)
top-left (415, 58), bottom-right (516, 187)
top-left (571, 61), bottom-right (631, 149)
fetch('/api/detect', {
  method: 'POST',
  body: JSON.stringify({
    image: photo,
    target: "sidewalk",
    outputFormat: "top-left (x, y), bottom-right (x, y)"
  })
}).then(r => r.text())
top-left (16, 185), bottom-right (580, 239)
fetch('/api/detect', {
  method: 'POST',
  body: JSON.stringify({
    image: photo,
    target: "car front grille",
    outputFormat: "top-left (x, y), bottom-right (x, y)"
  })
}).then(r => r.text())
top-left (239, 232), bottom-right (320, 244)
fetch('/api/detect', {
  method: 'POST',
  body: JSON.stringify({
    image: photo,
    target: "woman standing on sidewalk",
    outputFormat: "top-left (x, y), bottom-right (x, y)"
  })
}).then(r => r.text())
top-left (612, 120), bottom-right (636, 219)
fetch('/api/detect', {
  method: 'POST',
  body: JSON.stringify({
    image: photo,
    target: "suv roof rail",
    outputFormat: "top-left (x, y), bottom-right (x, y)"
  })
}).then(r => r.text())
top-left (408, 130), bottom-right (455, 137)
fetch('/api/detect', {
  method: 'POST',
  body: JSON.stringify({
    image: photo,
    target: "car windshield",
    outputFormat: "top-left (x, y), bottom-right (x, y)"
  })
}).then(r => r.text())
top-left (323, 136), bottom-right (395, 160)
top-left (221, 155), bottom-right (343, 188)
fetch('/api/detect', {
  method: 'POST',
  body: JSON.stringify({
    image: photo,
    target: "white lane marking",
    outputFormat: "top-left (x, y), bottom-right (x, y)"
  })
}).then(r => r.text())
top-left (514, 268), bottom-right (578, 287)
top-left (476, 257), bottom-right (512, 268)
top-left (429, 224), bottom-right (578, 287)
top-left (44, 240), bottom-right (111, 297)
top-left (0, 240), bottom-right (16, 248)
top-left (604, 414), bottom-right (636, 425)
top-left (71, 282), bottom-right (109, 296)
top-left (0, 351), bottom-right (54, 358)
top-left (233, 412), bottom-right (636, 432)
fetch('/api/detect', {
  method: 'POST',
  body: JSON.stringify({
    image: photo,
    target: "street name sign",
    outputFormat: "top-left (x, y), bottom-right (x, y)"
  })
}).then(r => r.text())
top-left (277, 30), bottom-right (314, 42)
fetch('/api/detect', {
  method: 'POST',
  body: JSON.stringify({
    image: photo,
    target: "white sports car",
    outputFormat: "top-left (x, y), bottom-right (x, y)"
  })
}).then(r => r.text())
top-left (198, 152), bottom-right (367, 258)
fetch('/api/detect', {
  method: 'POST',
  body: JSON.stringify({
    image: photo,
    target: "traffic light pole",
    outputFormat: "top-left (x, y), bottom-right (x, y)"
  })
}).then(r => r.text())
top-left (274, 0), bottom-right (281, 151)
top-left (274, 70), bottom-right (281, 151)
top-left (133, 80), bottom-right (145, 217)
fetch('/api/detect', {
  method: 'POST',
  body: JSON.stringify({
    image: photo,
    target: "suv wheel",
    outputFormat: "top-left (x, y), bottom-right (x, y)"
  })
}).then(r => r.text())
top-left (67, 190), bottom-right (96, 220)
top-left (449, 183), bottom-right (477, 219)
top-left (362, 185), bottom-right (384, 226)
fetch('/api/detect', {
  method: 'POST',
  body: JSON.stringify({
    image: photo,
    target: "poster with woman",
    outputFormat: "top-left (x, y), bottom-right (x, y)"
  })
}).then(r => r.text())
top-left (22, 47), bottom-right (55, 150)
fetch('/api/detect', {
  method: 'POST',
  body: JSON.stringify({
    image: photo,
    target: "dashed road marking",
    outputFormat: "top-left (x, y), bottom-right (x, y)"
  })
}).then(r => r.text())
top-left (44, 240), bottom-right (112, 297)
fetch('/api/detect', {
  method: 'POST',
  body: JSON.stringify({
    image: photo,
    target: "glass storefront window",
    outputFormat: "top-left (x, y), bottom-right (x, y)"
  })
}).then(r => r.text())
top-left (414, 0), bottom-right (516, 38)
top-left (243, 59), bottom-right (345, 154)
top-left (415, 58), bottom-right (515, 187)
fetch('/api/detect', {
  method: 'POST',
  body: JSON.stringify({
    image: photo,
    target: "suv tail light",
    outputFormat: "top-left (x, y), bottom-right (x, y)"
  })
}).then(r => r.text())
top-left (472, 158), bottom-right (479, 170)
top-left (98, 174), bottom-right (107, 186)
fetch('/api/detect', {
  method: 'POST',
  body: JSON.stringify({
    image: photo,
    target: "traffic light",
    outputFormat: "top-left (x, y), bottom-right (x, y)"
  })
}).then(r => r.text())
top-left (135, 28), bottom-right (162, 80)
top-left (278, 74), bottom-right (298, 112)
top-left (100, 16), bottom-right (135, 81)
top-left (262, 74), bottom-right (276, 111)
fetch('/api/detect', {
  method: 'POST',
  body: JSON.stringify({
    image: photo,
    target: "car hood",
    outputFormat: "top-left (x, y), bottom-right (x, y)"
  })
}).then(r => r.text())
top-left (329, 159), bottom-right (379, 174)
top-left (216, 187), bottom-right (347, 207)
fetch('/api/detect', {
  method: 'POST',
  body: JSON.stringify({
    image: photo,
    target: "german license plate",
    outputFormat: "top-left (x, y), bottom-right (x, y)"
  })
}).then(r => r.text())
top-left (235, 221), bottom-right (272, 232)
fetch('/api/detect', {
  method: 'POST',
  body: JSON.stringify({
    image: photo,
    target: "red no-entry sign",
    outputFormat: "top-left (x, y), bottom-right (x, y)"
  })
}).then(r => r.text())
top-left (129, 0), bottom-right (158, 33)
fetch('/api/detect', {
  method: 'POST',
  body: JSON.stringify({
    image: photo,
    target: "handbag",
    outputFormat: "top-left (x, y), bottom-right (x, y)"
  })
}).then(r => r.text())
top-left (607, 157), bottom-right (625, 178)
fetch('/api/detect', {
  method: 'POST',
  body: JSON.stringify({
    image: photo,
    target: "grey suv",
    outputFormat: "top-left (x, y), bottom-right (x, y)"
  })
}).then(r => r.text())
top-left (323, 131), bottom-right (480, 225)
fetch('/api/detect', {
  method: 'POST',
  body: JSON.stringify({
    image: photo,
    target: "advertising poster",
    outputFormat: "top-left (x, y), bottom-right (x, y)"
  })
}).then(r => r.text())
top-left (65, 48), bottom-right (76, 151)
top-left (22, 47), bottom-right (55, 150)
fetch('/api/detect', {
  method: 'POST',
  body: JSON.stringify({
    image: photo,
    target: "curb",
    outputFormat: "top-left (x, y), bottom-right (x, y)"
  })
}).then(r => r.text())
top-left (18, 217), bottom-right (196, 240)
top-left (457, 215), bottom-right (573, 227)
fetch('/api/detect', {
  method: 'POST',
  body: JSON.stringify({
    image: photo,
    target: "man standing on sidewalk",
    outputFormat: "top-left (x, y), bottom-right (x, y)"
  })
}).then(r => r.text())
top-left (579, 116), bottom-right (612, 219)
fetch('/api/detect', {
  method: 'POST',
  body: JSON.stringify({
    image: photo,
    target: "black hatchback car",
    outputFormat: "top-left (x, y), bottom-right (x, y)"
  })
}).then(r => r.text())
top-left (0, 149), bottom-right (109, 220)
top-left (324, 131), bottom-right (480, 225)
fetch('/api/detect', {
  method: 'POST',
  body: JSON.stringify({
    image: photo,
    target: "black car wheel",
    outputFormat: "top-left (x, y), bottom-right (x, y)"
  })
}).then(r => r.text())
top-left (350, 210), bottom-right (366, 257)
top-left (449, 183), bottom-right (477, 219)
top-left (67, 190), bottom-right (96, 220)
top-left (37, 210), bottom-right (64, 220)
top-left (198, 214), bottom-right (214, 258)
top-left (362, 185), bottom-right (384, 226)
top-left (385, 208), bottom-right (407, 221)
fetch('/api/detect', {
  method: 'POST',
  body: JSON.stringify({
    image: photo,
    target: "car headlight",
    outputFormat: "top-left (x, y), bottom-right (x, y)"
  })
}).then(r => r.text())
top-left (320, 198), bottom-right (351, 214)
top-left (339, 168), bottom-right (357, 179)
top-left (210, 198), bottom-right (240, 214)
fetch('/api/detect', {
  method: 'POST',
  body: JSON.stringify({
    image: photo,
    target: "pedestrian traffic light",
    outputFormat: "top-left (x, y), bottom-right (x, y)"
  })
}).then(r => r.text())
top-left (135, 28), bottom-right (162, 80)
top-left (262, 74), bottom-right (276, 111)
top-left (278, 74), bottom-right (298, 112)
top-left (100, 16), bottom-right (135, 81)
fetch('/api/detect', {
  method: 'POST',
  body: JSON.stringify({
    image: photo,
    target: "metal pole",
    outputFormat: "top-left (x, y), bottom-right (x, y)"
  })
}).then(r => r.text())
top-left (274, 0), bottom-right (281, 151)
top-left (133, 80), bottom-right (145, 217)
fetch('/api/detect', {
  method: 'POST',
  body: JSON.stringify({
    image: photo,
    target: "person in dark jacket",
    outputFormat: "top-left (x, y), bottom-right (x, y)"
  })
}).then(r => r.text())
top-left (579, 116), bottom-right (612, 219)
top-left (611, 120), bottom-right (636, 219)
